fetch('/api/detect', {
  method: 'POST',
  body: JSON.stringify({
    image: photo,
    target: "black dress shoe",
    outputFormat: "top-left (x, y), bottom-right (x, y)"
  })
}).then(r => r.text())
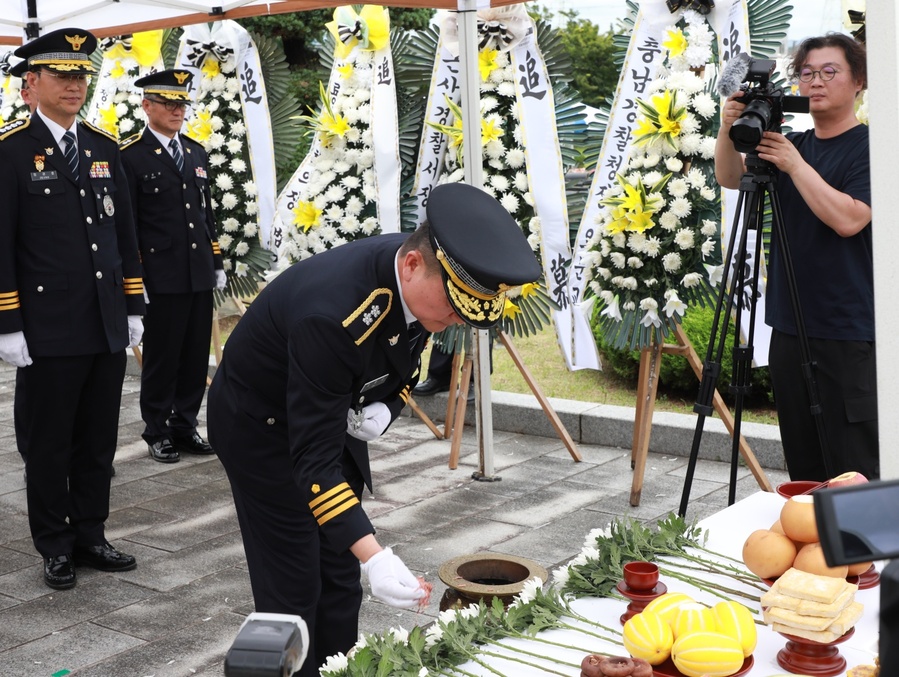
top-left (148, 439), bottom-right (180, 463)
top-left (412, 377), bottom-right (451, 396)
top-left (171, 432), bottom-right (215, 455)
top-left (44, 554), bottom-right (76, 590)
top-left (73, 542), bottom-right (137, 572)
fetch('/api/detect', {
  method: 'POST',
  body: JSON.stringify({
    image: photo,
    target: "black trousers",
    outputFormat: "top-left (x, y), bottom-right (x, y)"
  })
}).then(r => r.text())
top-left (140, 290), bottom-right (213, 442)
top-left (208, 380), bottom-right (363, 677)
top-left (768, 329), bottom-right (879, 481)
top-left (17, 351), bottom-right (125, 556)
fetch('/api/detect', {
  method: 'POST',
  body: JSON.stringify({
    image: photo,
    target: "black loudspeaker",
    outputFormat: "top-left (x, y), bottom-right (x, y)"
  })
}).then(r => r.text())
top-left (880, 559), bottom-right (899, 674)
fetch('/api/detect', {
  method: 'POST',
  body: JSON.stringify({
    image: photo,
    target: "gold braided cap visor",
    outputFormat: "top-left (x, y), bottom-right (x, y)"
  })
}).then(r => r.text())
top-left (435, 249), bottom-right (507, 327)
top-left (29, 52), bottom-right (96, 73)
top-left (143, 86), bottom-right (191, 100)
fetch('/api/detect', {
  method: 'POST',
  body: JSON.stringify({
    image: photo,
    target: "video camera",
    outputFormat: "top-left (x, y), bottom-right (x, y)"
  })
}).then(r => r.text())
top-left (224, 612), bottom-right (309, 677)
top-left (728, 58), bottom-right (809, 153)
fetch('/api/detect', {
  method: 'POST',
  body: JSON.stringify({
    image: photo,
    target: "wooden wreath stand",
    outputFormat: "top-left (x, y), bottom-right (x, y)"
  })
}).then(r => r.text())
top-left (410, 329), bottom-right (582, 469)
top-left (629, 323), bottom-right (772, 506)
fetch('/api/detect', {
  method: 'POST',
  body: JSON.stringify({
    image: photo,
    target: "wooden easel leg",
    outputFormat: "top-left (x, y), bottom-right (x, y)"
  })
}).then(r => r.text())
top-left (672, 324), bottom-right (773, 492)
top-left (131, 345), bottom-right (143, 370)
top-left (407, 396), bottom-right (443, 439)
top-left (444, 351), bottom-right (463, 440)
top-left (448, 357), bottom-right (473, 469)
top-left (496, 330), bottom-right (582, 462)
top-left (630, 341), bottom-right (663, 506)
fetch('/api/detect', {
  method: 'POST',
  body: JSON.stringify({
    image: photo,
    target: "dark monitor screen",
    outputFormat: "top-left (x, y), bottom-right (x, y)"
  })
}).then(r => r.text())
top-left (814, 478), bottom-right (899, 567)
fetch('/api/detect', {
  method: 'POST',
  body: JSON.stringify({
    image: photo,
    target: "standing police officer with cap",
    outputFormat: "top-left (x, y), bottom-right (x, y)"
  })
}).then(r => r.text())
top-left (121, 69), bottom-right (225, 464)
top-left (207, 182), bottom-right (541, 675)
top-left (0, 28), bottom-right (145, 590)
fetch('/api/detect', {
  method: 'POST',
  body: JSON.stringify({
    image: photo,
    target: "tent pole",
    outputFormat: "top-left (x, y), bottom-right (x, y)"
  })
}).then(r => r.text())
top-left (456, 0), bottom-right (497, 481)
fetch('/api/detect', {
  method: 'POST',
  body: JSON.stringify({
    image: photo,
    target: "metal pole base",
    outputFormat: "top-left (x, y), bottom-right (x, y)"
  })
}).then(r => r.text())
top-left (471, 471), bottom-right (502, 482)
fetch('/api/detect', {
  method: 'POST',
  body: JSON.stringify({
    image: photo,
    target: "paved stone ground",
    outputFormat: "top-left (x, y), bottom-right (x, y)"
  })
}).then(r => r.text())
top-left (0, 361), bottom-right (788, 676)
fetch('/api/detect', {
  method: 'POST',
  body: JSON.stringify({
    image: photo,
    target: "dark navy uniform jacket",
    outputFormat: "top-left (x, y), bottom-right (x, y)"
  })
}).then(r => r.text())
top-left (0, 115), bottom-right (144, 355)
top-left (208, 234), bottom-right (425, 552)
top-left (121, 128), bottom-right (222, 294)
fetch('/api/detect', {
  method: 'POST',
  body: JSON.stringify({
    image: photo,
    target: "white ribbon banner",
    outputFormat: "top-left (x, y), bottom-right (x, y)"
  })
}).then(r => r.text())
top-left (177, 21), bottom-right (277, 252)
top-left (512, 24), bottom-right (600, 370)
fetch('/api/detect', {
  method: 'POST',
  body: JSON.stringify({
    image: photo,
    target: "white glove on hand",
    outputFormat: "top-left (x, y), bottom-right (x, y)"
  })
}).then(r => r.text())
top-left (361, 548), bottom-right (425, 609)
top-left (215, 270), bottom-right (227, 291)
top-left (127, 315), bottom-right (144, 348)
top-left (346, 401), bottom-right (391, 442)
top-left (0, 331), bottom-right (32, 367)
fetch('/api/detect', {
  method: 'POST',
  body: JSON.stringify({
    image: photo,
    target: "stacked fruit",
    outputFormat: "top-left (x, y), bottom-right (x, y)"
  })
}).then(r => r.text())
top-left (741, 472), bottom-right (873, 581)
top-left (621, 593), bottom-right (755, 677)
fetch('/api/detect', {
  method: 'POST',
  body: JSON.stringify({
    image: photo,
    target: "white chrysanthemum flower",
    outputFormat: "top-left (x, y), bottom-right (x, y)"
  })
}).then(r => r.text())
top-left (645, 277), bottom-right (658, 287)
top-left (340, 216), bottom-right (360, 234)
top-left (552, 565), bottom-right (571, 588)
top-left (234, 241), bottom-right (249, 256)
top-left (361, 217), bottom-right (378, 235)
top-left (207, 99), bottom-right (220, 113)
top-left (512, 171), bottom-right (529, 193)
top-left (679, 134), bottom-right (702, 155)
top-left (665, 156), bottom-right (684, 172)
top-left (621, 277), bottom-right (637, 290)
top-left (230, 158), bottom-right (246, 174)
top-left (659, 212), bottom-right (680, 231)
top-left (216, 174), bottom-right (234, 191)
top-left (222, 218), bottom-right (239, 233)
top-left (640, 297), bottom-right (658, 311)
top-left (221, 193), bottom-right (238, 210)
top-left (680, 113), bottom-right (700, 135)
top-left (701, 219), bottom-right (717, 237)
top-left (643, 170), bottom-right (664, 186)
top-left (700, 185), bottom-right (716, 200)
top-left (682, 271), bottom-right (703, 287)
top-left (610, 252), bottom-right (626, 269)
top-left (343, 195), bottom-right (363, 216)
top-left (668, 177), bottom-right (689, 198)
top-left (597, 267), bottom-right (611, 280)
top-left (209, 132), bottom-right (225, 149)
top-left (325, 205), bottom-right (343, 221)
top-left (357, 149), bottom-right (374, 169)
top-left (222, 258), bottom-right (233, 271)
top-left (114, 102), bottom-right (128, 117)
top-left (628, 256), bottom-right (644, 269)
top-left (228, 100), bottom-right (241, 112)
top-left (700, 136), bottom-right (718, 159)
top-left (225, 138), bottom-right (243, 154)
top-left (210, 116), bottom-right (225, 132)
top-left (644, 152), bottom-right (661, 167)
top-left (489, 174), bottom-right (511, 192)
top-left (499, 193), bottom-right (520, 214)
top-left (119, 118), bottom-right (135, 133)
top-left (243, 181), bottom-right (257, 197)
top-left (321, 652), bottom-right (349, 673)
top-left (669, 197), bottom-right (693, 219)
top-left (644, 236), bottom-right (662, 258)
top-left (692, 91), bottom-right (717, 119)
top-left (218, 234), bottom-right (234, 250)
top-left (128, 93), bottom-right (142, 106)
top-left (623, 300), bottom-right (636, 311)
top-left (674, 229), bottom-right (694, 249)
top-left (612, 232), bottom-right (626, 248)
top-left (325, 185), bottom-right (346, 204)
top-left (662, 252), bottom-right (682, 272)
top-left (243, 222), bottom-right (258, 238)
top-left (701, 238), bottom-right (716, 258)
top-left (485, 139), bottom-right (505, 161)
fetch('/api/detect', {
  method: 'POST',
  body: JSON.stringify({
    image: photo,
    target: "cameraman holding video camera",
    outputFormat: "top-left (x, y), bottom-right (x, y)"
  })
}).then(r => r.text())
top-left (714, 33), bottom-right (877, 482)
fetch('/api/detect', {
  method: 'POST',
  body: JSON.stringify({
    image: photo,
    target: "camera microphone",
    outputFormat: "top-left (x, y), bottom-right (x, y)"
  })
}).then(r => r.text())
top-left (717, 52), bottom-right (751, 98)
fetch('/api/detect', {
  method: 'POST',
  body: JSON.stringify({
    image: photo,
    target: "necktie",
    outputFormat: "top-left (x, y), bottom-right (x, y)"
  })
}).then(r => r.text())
top-left (408, 322), bottom-right (422, 354)
top-left (169, 138), bottom-right (184, 173)
top-left (62, 130), bottom-right (78, 177)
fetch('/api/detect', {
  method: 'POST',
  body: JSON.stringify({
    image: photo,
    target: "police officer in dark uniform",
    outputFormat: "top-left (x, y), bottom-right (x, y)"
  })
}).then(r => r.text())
top-left (207, 183), bottom-right (541, 676)
top-left (121, 69), bottom-right (225, 464)
top-left (0, 28), bottom-right (145, 590)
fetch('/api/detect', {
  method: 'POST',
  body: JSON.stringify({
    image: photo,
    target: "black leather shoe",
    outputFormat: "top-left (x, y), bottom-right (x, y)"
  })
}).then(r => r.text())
top-left (148, 439), bottom-right (180, 463)
top-left (44, 554), bottom-right (76, 590)
top-left (412, 377), bottom-right (451, 397)
top-left (171, 432), bottom-right (215, 455)
top-left (73, 542), bottom-right (137, 572)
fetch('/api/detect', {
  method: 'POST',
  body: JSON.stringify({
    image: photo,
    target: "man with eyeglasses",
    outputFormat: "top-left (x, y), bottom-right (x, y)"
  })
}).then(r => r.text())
top-left (121, 69), bottom-right (225, 464)
top-left (0, 28), bottom-right (145, 590)
top-left (715, 33), bottom-right (876, 483)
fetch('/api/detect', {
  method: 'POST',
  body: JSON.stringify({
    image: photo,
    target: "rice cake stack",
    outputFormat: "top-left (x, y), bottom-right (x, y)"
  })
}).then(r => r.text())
top-left (760, 567), bottom-right (864, 642)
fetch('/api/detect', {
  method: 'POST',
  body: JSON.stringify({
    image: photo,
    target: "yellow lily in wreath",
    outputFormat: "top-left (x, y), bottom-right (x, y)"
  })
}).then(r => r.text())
top-left (600, 173), bottom-right (670, 235)
top-left (295, 82), bottom-right (351, 142)
top-left (633, 89), bottom-right (688, 152)
top-left (426, 95), bottom-right (505, 165)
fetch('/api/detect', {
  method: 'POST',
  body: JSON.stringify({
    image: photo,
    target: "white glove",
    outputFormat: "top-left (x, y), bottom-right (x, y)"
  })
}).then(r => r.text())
top-left (127, 315), bottom-right (144, 347)
top-left (0, 331), bottom-right (32, 367)
top-left (346, 401), bottom-right (391, 442)
top-left (143, 288), bottom-right (150, 305)
top-left (361, 548), bottom-right (425, 609)
top-left (215, 270), bottom-right (227, 290)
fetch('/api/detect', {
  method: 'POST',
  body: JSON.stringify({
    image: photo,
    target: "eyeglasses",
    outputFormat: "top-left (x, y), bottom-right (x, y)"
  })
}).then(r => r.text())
top-left (40, 70), bottom-right (92, 85)
top-left (147, 98), bottom-right (190, 112)
top-left (798, 66), bottom-right (839, 83)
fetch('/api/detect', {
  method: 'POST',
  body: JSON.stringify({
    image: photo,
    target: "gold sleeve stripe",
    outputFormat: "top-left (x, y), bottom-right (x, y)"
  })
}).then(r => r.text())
top-left (315, 493), bottom-right (360, 526)
top-left (399, 386), bottom-right (411, 404)
top-left (311, 488), bottom-right (357, 518)
top-left (309, 482), bottom-right (352, 510)
top-left (0, 290), bottom-right (21, 312)
top-left (123, 278), bottom-right (144, 295)
top-left (212, 242), bottom-right (222, 254)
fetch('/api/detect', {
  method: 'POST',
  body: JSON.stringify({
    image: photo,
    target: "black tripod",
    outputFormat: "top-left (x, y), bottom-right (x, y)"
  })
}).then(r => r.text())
top-left (677, 153), bottom-right (832, 517)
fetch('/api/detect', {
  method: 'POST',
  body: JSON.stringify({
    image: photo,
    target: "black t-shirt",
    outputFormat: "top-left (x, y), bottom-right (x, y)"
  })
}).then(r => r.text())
top-left (765, 124), bottom-right (873, 341)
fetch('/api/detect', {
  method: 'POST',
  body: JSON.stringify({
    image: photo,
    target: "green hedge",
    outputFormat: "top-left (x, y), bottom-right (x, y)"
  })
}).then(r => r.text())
top-left (593, 304), bottom-right (774, 406)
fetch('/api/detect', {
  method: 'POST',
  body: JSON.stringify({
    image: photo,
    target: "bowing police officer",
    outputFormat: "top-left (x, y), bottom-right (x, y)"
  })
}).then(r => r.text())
top-left (121, 69), bottom-right (225, 464)
top-left (207, 183), bottom-right (542, 676)
top-left (0, 28), bottom-right (145, 590)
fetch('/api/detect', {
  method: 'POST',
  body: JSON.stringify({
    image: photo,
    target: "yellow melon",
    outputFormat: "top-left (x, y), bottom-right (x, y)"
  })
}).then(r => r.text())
top-left (642, 592), bottom-right (695, 629)
top-left (713, 600), bottom-right (758, 657)
top-left (672, 603), bottom-right (717, 640)
top-left (671, 631), bottom-right (745, 677)
top-left (622, 610), bottom-right (674, 665)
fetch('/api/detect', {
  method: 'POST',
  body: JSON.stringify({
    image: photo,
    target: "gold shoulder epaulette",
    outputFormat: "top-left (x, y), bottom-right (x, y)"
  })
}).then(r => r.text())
top-left (341, 288), bottom-right (393, 346)
top-left (119, 133), bottom-right (141, 151)
top-left (0, 117), bottom-right (30, 141)
top-left (80, 119), bottom-right (118, 143)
